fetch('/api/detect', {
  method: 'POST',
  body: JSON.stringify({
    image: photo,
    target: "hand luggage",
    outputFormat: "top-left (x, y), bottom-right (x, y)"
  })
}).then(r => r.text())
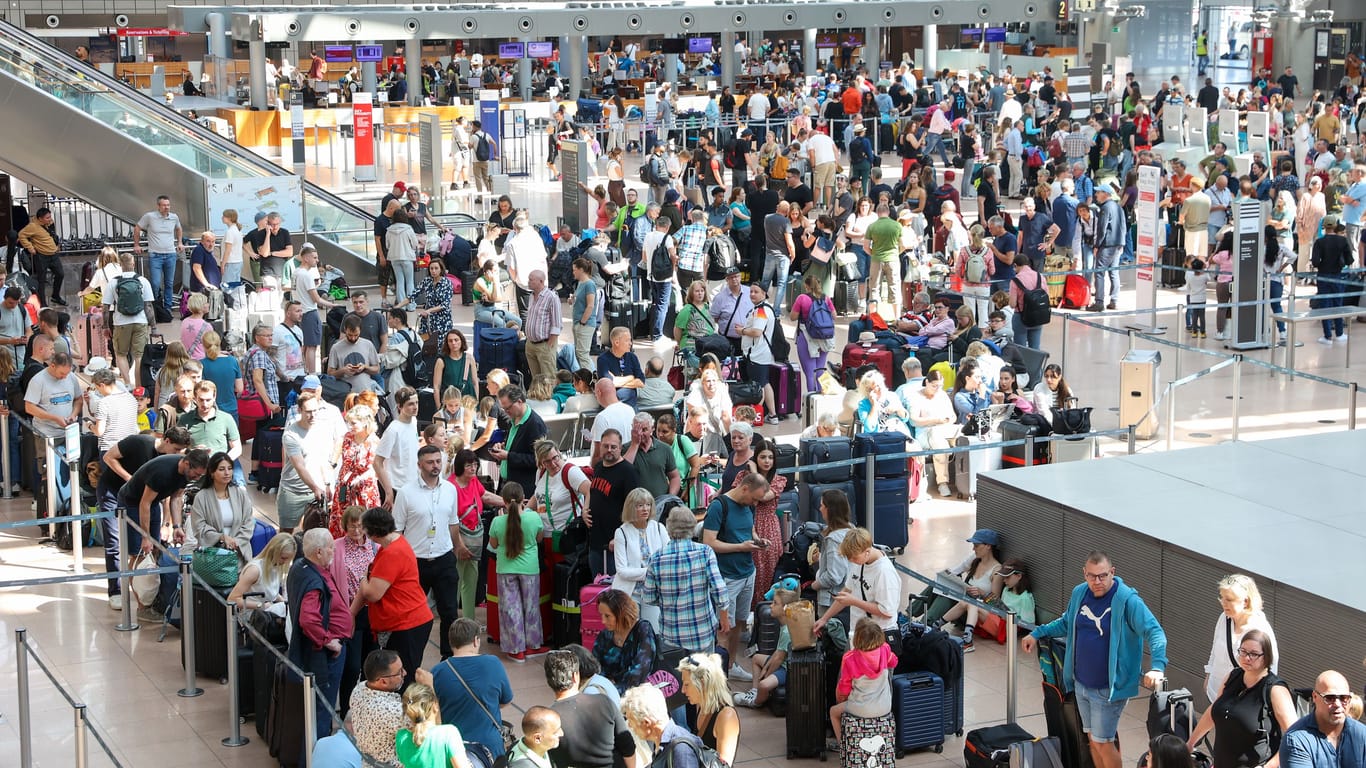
top-left (841, 341), bottom-right (894, 389)
top-left (854, 431), bottom-right (910, 478)
top-left (1000, 419), bottom-right (1049, 468)
top-left (477, 326), bottom-right (519, 379)
top-left (1010, 737), bottom-right (1065, 768)
top-left (485, 557), bottom-right (501, 644)
top-left (768, 361), bottom-right (802, 419)
top-left (929, 359), bottom-right (956, 390)
top-left (253, 638), bottom-right (283, 735)
top-left (1044, 254), bottom-right (1071, 306)
top-left (863, 475), bottom-right (911, 552)
top-left (254, 426), bottom-right (285, 493)
top-left (1147, 682), bottom-right (1195, 742)
top-left (552, 553), bottom-right (593, 648)
top-left (1160, 247), bottom-right (1187, 289)
top-left (250, 519), bottom-right (277, 558)
top-left (181, 582), bottom-right (233, 682)
top-left (898, 624), bottom-right (965, 736)
top-left (1062, 273), bottom-right (1092, 310)
top-left (799, 479), bottom-right (856, 525)
top-left (774, 443), bottom-right (798, 476)
top-left (892, 672), bottom-right (947, 756)
top-left (803, 392), bottom-right (846, 431)
top-left (755, 600), bottom-right (782, 655)
top-left (834, 281), bottom-right (860, 315)
top-left (1042, 676), bottom-right (1095, 768)
top-left (1050, 436), bottom-right (1097, 463)
top-left (605, 298), bottom-right (634, 333)
top-left (460, 270), bottom-right (477, 305)
top-left (579, 575), bottom-right (613, 648)
top-left (953, 434), bottom-right (1002, 500)
top-left (799, 436), bottom-right (853, 482)
top-left (965, 723), bottom-right (1035, 768)
top-left (784, 647), bottom-right (827, 759)
top-left (141, 335), bottom-right (168, 391)
top-left (267, 664), bottom-right (307, 767)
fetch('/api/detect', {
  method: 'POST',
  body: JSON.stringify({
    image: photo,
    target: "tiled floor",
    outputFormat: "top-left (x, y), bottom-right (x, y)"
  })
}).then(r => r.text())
top-left (2, 128), bottom-right (1362, 768)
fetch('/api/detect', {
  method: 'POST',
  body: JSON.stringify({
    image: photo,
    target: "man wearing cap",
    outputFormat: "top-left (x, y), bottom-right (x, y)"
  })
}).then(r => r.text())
top-left (380, 181), bottom-right (408, 216)
top-left (26, 350), bottom-right (82, 523)
top-left (1091, 183), bottom-right (1127, 311)
top-left (296, 243), bottom-right (342, 374)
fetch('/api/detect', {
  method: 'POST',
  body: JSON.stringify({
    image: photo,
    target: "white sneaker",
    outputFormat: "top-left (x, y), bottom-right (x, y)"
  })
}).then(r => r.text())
top-left (1337, 334), bottom-right (1350, 343)
top-left (108, 594), bottom-right (123, 612)
top-left (728, 664), bottom-right (754, 683)
top-left (1214, 332), bottom-right (1228, 340)
top-left (938, 483), bottom-right (952, 497)
top-left (733, 689), bottom-right (759, 707)
top-left (1318, 337), bottom-right (1335, 346)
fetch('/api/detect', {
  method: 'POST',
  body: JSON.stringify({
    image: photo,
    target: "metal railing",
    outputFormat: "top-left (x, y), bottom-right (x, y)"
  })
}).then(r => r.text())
top-left (15, 628), bottom-right (128, 767)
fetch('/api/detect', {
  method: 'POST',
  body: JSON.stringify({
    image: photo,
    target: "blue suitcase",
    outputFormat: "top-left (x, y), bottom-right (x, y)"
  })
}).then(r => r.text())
top-left (862, 475), bottom-right (911, 553)
top-left (892, 672), bottom-right (946, 756)
top-left (477, 326), bottom-right (519, 380)
top-left (854, 431), bottom-right (911, 478)
top-left (800, 436), bottom-right (852, 482)
top-left (799, 480), bottom-right (855, 525)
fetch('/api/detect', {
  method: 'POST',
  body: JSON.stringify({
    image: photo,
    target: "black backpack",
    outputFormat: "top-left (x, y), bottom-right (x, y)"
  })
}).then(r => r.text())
top-left (850, 136), bottom-right (869, 163)
top-left (619, 207), bottom-right (645, 255)
top-left (650, 235), bottom-right (673, 281)
top-left (1013, 276), bottom-right (1052, 327)
top-left (475, 132), bottom-right (491, 162)
top-left (398, 329), bottom-right (431, 387)
top-left (760, 302), bottom-right (790, 362)
top-left (924, 185), bottom-right (952, 224)
top-left (655, 733), bottom-right (726, 768)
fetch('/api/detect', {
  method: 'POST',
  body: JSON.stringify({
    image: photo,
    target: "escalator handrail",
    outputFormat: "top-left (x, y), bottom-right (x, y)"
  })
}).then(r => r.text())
top-left (0, 18), bottom-right (372, 227)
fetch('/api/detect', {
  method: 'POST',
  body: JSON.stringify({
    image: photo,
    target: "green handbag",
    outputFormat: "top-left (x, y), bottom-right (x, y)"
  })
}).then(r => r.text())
top-left (191, 547), bottom-right (241, 589)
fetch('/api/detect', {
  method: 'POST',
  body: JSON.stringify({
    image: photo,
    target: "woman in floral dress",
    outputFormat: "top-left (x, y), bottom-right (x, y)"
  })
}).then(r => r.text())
top-left (735, 441), bottom-right (787, 610)
top-left (407, 257), bottom-right (455, 340)
top-left (329, 405), bottom-right (382, 537)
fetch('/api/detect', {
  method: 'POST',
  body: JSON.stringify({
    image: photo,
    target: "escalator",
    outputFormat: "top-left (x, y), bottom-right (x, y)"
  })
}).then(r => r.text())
top-left (0, 19), bottom-right (376, 279)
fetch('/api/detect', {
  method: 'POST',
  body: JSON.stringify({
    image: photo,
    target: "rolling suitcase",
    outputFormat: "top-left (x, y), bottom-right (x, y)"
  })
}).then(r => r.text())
top-left (1010, 738), bottom-right (1065, 768)
top-left (799, 479), bottom-right (855, 525)
top-left (1051, 436), bottom-right (1096, 463)
top-left (477, 326), bottom-right (519, 379)
top-left (1160, 247), bottom-right (1187, 289)
top-left (1000, 419), bottom-right (1048, 468)
top-left (267, 664), bottom-right (307, 767)
top-left (461, 270), bottom-right (477, 305)
top-left (953, 434), bottom-right (1002, 500)
top-left (799, 436), bottom-right (853, 482)
top-left (864, 476), bottom-right (911, 552)
top-left (784, 647), bottom-right (827, 759)
top-left (965, 723), bottom-right (1035, 768)
top-left (854, 432), bottom-right (909, 478)
top-left (804, 392), bottom-right (845, 430)
top-left (140, 335), bottom-right (168, 391)
top-left (552, 553), bottom-right (593, 648)
top-left (1147, 682), bottom-right (1195, 742)
top-left (769, 361), bottom-right (802, 419)
top-left (253, 639), bottom-right (284, 735)
top-left (1042, 674), bottom-right (1094, 768)
top-left (255, 426), bottom-right (285, 492)
top-left (485, 557), bottom-right (501, 644)
top-left (834, 281), bottom-right (859, 315)
top-left (841, 341), bottom-right (894, 389)
top-left (183, 582), bottom-right (231, 681)
top-left (579, 575), bottom-right (613, 648)
top-left (891, 672), bottom-right (946, 756)
top-left (1062, 273), bottom-right (1092, 310)
top-left (755, 600), bottom-right (782, 655)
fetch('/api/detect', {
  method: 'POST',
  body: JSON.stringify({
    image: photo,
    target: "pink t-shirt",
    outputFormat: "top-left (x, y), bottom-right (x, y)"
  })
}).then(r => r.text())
top-left (181, 317), bottom-right (213, 360)
top-left (790, 293), bottom-right (834, 338)
top-left (450, 475), bottom-right (487, 530)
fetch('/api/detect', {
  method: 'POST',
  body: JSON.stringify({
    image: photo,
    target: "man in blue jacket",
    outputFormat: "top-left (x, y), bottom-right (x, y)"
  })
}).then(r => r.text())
top-left (1021, 551), bottom-right (1167, 768)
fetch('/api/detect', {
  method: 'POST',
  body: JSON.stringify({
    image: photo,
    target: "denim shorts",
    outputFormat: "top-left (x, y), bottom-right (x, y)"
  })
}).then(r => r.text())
top-left (1074, 682), bottom-right (1126, 742)
top-left (300, 309), bottom-right (323, 346)
top-left (724, 572), bottom-right (756, 627)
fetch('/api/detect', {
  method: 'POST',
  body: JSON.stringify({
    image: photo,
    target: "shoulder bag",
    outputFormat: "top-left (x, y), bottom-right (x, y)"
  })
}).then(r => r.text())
top-left (1050, 397), bottom-right (1093, 436)
top-left (191, 546), bottom-right (241, 589)
top-left (444, 658), bottom-right (517, 754)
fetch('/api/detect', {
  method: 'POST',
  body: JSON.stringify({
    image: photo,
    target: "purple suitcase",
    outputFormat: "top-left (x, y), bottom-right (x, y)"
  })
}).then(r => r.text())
top-left (769, 361), bottom-right (802, 419)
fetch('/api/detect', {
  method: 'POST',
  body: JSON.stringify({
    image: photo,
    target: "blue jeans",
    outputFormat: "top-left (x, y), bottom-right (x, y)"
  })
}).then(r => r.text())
top-left (1093, 246), bottom-right (1122, 304)
top-left (847, 244), bottom-right (869, 285)
top-left (649, 280), bottom-right (672, 338)
top-left (1074, 682), bottom-right (1127, 742)
top-left (1013, 315), bottom-right (1043, 349)
top-left (763, 252), bottom-right (793, 309)
top-left (221, 261), bottom-right (243, 287)
top-left (1318, 278), bottom-right (1345, 339)
top-left (1269, 279), bottom-right (1286, 334)
top-left (149, 252), bottom-right (178, 311)
top-left (924, 133), bottom-right (950, 165)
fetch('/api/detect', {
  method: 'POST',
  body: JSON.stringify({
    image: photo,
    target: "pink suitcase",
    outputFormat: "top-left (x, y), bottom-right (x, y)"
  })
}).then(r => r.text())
top-left (579, 575), bottom-right (613, 648)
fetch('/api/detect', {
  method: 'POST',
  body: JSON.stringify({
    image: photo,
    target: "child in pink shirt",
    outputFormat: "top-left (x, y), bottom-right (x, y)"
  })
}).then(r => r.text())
top-left (829, 618), bottom-right (899, 757)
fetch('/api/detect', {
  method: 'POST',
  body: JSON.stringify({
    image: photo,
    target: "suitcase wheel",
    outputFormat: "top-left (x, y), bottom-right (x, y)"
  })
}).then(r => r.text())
top-left (936, 745), bottom-right (944, 753)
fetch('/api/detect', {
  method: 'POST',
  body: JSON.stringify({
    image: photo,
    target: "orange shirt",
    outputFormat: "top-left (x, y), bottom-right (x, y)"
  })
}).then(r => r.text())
top-left (1170, 173), bottom-right (1194, 206)
top-left (842, 86), bottom-right (864, 116)
top-left (367, 536), bottom-right (435, 632)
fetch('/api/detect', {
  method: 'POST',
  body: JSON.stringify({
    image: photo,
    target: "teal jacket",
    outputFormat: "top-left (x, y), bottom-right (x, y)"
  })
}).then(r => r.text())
top-left (1030, 576), bottom-right (1168, 701)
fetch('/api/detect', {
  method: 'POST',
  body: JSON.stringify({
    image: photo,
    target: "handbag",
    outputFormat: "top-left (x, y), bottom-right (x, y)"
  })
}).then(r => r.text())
top-left (728, 380), bottom-right (762, 405)
top-left (299, 497), bottom-right (329, 532)
top-left (191, 546), bottom-right (241, 589)
top-left (237, 394), bottom-right (270, 421)
top-left (444, 658), bottom-right (517, 754)
top-left (131, 551), bottom-right (161, 607)
top-left (1051, 405), bottom-right (1093, 436)
top-left (247, 605), bottom-right (287, 645)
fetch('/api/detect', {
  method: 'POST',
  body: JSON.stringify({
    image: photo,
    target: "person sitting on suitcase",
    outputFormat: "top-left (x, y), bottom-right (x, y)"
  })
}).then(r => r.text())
top-left (828, 617), bottom-right (899, 757)
top-left (732, 587), bottom-right (796, 708)
top-left (1021, 551), bottom-right (1168, 768)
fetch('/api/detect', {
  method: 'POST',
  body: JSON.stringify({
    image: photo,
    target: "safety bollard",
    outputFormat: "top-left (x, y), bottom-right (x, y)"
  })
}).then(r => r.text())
top-left (115, 512), bottom-right (139, 632)
top-left (1165, 384), bottom-right (1177, 452)
top-left (302, 672), bottom-right (317, 767)
top-left (1350, 382), bottom-right (1359, 431)
top-left (1126, 328), bottom-right (1136, 354)
top-left (73, 704), bottom-right (88, 768)
top-left (862, 453), bottom-right (876, 543)
top-left (1059, 314), bottom-right (1069, 374)
top-left (1024, 435), bottom-right (1035, 466)
top-left (68, 435), bottom-right (83, 575)
top-left (1230, 354), bottom-right (1243, 442)
top-left (1005, 610), bottom-right (1018, 725)
top-left (178, 557), bottom-right (203, 697)
top-left (17, 628), bottom-right (31, 768)
top-left (43, 438), bottom-right (57, 535)
top-left (1, 411), bottom-right (11, 499)
top-left (222, 601), bottom-right (249, 747)
top-left (1127, 424), bottom-right (1137, 455)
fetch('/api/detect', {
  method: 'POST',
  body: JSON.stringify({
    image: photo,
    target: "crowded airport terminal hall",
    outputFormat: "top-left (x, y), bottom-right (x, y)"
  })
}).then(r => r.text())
top-left (1, 0), bottom-right (1365, 765)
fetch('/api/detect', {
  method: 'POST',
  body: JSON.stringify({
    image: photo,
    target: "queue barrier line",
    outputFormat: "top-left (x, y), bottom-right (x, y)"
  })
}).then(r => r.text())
top-left (0, 510), bottom-right (112, 531)
top-left (15, 627), bottom-right (128, 768)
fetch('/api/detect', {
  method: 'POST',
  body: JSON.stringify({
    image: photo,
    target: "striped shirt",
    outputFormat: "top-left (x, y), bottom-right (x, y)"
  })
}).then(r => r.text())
top-left (640, 539), bottom-right (729, 653)
top-left (674, 223), bottom-right (708, 273)
top-left (92, 390), bottom-right (140, 452)
top-left (525, 287), bottom-right (563, 344)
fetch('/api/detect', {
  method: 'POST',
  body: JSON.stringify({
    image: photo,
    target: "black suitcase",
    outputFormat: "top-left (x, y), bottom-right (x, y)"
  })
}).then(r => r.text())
top-left (477, 327), bottom-right (519, 380)
top-left (1147, 683), bottom-right (1195, 742)
top-left (785, 647), bottom-right (827, 759)
top-left (1001, 419), bottom-right (1049, 468)
top-left (460, 270), bottom-right (477, 305)
top-left (1160, 247), bottom-right (1187, 289)
top-left (755, 600), bottom-right (782, 655)
top-left (892, 672), bottom-right (946, 756)
top-left (606, 298), bottom-right (637, 332)
top-left (182, 582), bottom-right (231, 681)
top-left (854, 432), bottom-right (909, 478)
top-left (834, 281), bottom-right (859, 315)
top-left (234, 643), bottom-right (255, 720)
top-left (863, 475), bottom-right (911, 552)
top-left (1043, 679), bottom-right (1094, 768)
top-left (255, 426), bottom-right (285, 492)
top-left (267, 664), bottom-right (307, 767)
top-left (632, 300), bottom-right (656, 340)
top-left (799, 479), bottom-right (856, 526)
top-left (964, 723), bottom-right (1034, 768)
top-left (140, 336), bottom-right (168, 391)
top-left (551, 554), bottom-right (592, 648)
top-left (775, 443), bottom-right (798, 477)
top-left (1010, 738), bottom-right (1066, 768)
top-left (799, 436), bottom-right (853, 482)
top-left (254, 640), bottom-right (285, 735)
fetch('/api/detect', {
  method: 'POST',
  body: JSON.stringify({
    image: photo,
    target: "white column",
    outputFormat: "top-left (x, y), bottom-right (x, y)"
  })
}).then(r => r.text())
top-left (519, 37), bottom-right (533, 100)
top-left (406, 43), bottom-right (422, 105)
top-left (804, 28), bottom-right (818, 78)
top-left (721, 30), bottom-right (737, 87)
top-left (864, 27), bottom-right (881, 75)
top-left (566, 35), bottom-right (585, 101)
top-left (361, 41), bottom-right (378, 93)
top-left (248, 40), bottom-right (268, 110)
top-left (923, 25), bottom-right (938, 75)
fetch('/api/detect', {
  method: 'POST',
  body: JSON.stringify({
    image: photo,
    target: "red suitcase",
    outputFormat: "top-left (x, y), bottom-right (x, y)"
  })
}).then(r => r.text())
top-left (842, 341), bottom-right (894, 388)
top-left (769, 361), bottom-right (802, 419)
top-left (579, 575), bottom-right (614, 648)
top-left (1062, 273), bottom-right (1092, 310)
top-left (485, 558), bottom-right (500, 644)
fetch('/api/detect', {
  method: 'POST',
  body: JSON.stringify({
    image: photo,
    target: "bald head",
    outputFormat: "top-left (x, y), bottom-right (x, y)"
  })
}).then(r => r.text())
top-left (594, 378), bottom-right (619, 406)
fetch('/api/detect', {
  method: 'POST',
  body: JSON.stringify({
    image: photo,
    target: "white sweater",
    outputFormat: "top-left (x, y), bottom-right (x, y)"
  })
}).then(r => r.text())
top-left (611, 521), bottom-right (670, 599)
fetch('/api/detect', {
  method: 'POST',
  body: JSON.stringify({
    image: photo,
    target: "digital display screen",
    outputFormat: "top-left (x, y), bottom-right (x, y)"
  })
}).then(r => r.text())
top-left (527, 41), bottom-right (553, 58)
top-left (816, 31), bottom-right (865, 49)
top-left (498, 42), bottom-right (525, 59)
top-left (688, 37), bottom-right (713, 54)
top-left (961, 28), bottom-right (983, 42)
top-left (354, 45), bottom-right (383, 62)
top-left (324, 45), bottom-right (353, 63)
top-left (985, 27), bottom-right (1007, 42)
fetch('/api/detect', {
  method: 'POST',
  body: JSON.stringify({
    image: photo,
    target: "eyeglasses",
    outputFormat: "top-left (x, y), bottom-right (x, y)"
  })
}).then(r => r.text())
top-left (381, 668), bottom-right (406, 679)
top-left (1236, 648), bottom-right (1264, 660)
top-left (1317, 692), bottom-right (1353, 706)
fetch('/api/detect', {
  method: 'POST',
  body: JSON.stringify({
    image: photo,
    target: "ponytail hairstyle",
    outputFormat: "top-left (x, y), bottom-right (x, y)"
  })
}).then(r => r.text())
top-left (501, 482), bottom-right (527, 560)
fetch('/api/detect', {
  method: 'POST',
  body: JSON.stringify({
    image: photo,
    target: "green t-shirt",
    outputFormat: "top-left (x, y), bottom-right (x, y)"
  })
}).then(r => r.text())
top-left (775, 624), bottom-right (792, 665)
top-left (176, 408), bottom-right (241, 454)
top-left (675, 303), bottom-right (717, 349)
top-left (630, 439), bottom-right (676, 499)
top-left (395, 724), bottom-right (469, 768)
top-left (866, 217), bottom-right (903, 263)
top-left (488, 509), bottom-right (544, 575)
top-left (999, 588), bottom-right (1036, 625)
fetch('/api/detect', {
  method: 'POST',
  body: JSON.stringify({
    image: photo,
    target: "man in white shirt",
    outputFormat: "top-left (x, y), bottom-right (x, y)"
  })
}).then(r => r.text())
top-left (747, 85), bottom-right (771, 142)
top-left (103, 253), bottom-right (155, 386)
top-left (590, 379), bottom-right (635, 464)
top-left (375, 386), bottom-right (421, 504)
top-left (273, 301), bottom-right (308, 384)
top-left (805, 128), bottom-right (839, 209)
top-left (294, 243), bottom-right (340, 374)
top-left (736, 283), bottom-right (778, 424)
top-left (505, 215), bottom-right (549, 322)
top-left (391, 444), bottom-right (462, 658)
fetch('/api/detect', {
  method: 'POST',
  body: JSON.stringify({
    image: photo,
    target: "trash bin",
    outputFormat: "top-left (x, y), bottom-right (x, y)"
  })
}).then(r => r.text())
top-left (1119, 349), bottom-right (1162, 439)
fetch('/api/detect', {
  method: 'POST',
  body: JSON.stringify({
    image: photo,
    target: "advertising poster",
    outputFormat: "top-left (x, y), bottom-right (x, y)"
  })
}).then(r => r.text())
top-left (1133, 165), bottom-right (1161, 329)
top-left (353, 92), bottom-right (376, 182)
top-left (208, 176), bottom-right (303, 233)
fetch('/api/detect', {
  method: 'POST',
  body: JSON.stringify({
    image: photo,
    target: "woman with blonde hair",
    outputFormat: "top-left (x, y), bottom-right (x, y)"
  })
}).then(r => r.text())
top-left (181, 292), bottom-right (214, 360)
top-left (199, 330), bottom-right (243, 419)
top-left (957, 224), bottom-right (995, 327)
top-left (228, 531), bottom-right (295, 610)
top-left (611, 488), bottom-right (668, 627)
top-left (79, 245), bottom-right (122, 311)
top-left (526, 374), bottom-right (559, 417)
top-left (1203, 574), bottom-right (1278, 704)
top-left (678, 651), bottom-right (741, 766)
top-left (330, 405), bottom-right (382, 537)
top-left (395, 682), bottom-right (475, 768)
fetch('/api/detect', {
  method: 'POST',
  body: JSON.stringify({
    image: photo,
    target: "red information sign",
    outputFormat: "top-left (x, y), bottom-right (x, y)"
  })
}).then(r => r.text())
top-left (353, 93), bottom-right (375, 178)
top-left (115, 27), bottom-right (188, 37)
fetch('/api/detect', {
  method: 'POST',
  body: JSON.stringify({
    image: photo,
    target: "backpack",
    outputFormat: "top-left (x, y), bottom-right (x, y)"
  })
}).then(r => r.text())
top-left (650, 235), bottom-right (673, 281)
top-left (724, 138), bottom-right (744, 169)
top-left (704, 235), bottom-right (739, 281)
top-left (924, 185), bottom-right (952, 224)
top-left (759, 302), bottom-right (790, 362)
top-left (475, 132), bottom-right (491, 162)
top-left (620, 207), bottom-right (644, 255)
top-left (398, 330), bottom-right (430, 387)
top-left (115, 275), bottom-right (145, 316)
top-left (655, 733), bottom-right (726, 768)
top-left (805, 296), bottom-right (835, 340)
top-left (965, 248), bottom-right (989, 284)
top-left (1013, 276), bottom-right (1052, 327)
top-left (850, 136), bottom-right (868, 163)
top-left (1105, 129), bottom-right (1123, 158)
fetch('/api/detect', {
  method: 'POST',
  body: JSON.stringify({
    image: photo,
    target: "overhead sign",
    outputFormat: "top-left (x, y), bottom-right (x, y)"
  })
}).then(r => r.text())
top-left (355, 45), bottom-right (383, 63)
top-left (115, 27), bottom-right (188, 37)
top-left (527, 41), bottom-right (554, 58)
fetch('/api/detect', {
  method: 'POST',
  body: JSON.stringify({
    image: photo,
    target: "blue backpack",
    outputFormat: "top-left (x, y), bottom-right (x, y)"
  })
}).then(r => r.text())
top-left (806, 296), bottom-right (835, 340)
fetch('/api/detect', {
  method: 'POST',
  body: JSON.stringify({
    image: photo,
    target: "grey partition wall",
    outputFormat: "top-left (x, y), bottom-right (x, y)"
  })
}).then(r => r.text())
top-left (976, 431), bottom-right (1366, 697)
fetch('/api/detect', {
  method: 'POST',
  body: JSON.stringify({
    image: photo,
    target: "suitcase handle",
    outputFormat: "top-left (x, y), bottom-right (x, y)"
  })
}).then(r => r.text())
top-left (908, 676), bottom-right (936, 691)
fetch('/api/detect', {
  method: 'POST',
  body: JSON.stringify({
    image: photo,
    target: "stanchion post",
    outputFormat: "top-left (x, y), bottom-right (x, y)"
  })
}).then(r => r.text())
top-left (73, 704), bottom-right (88, 768)
top-left (68, 437), bottom-right (83, 574)
top-left (1127, 424), bottom-right (1137, 455)
top-left (178, 557), bottom-right (203, 697)
top-left (1165, 383), bottom-right (1177, 452)
top-left (1005, 610), bottom-right (1018, 725)
top-left (1127, 328), bottom-right (1136, 354)
top-left (115, 512), bottom-right (138, 631)
top-left (863, 453), bottom-right (875, 541)
top-left (302, 672), bottom-right (317, 767)
top-left (1059, 314), bottom-right (1069, 373)
top-left (1, 411), bottom-right (12, 499)
top-left (17, 628), bottom-right (32, 768)
top-left (1350, 382), bottom-right (1359, 431)
top-left (222, 602), bottom-right (250, 747)
top-left (43, 438), bottom-right (57, 531)
top-left (1024, 435), bottom-right (1035, 466)
top-left (1231, 354), bottom-right (1243, 442)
